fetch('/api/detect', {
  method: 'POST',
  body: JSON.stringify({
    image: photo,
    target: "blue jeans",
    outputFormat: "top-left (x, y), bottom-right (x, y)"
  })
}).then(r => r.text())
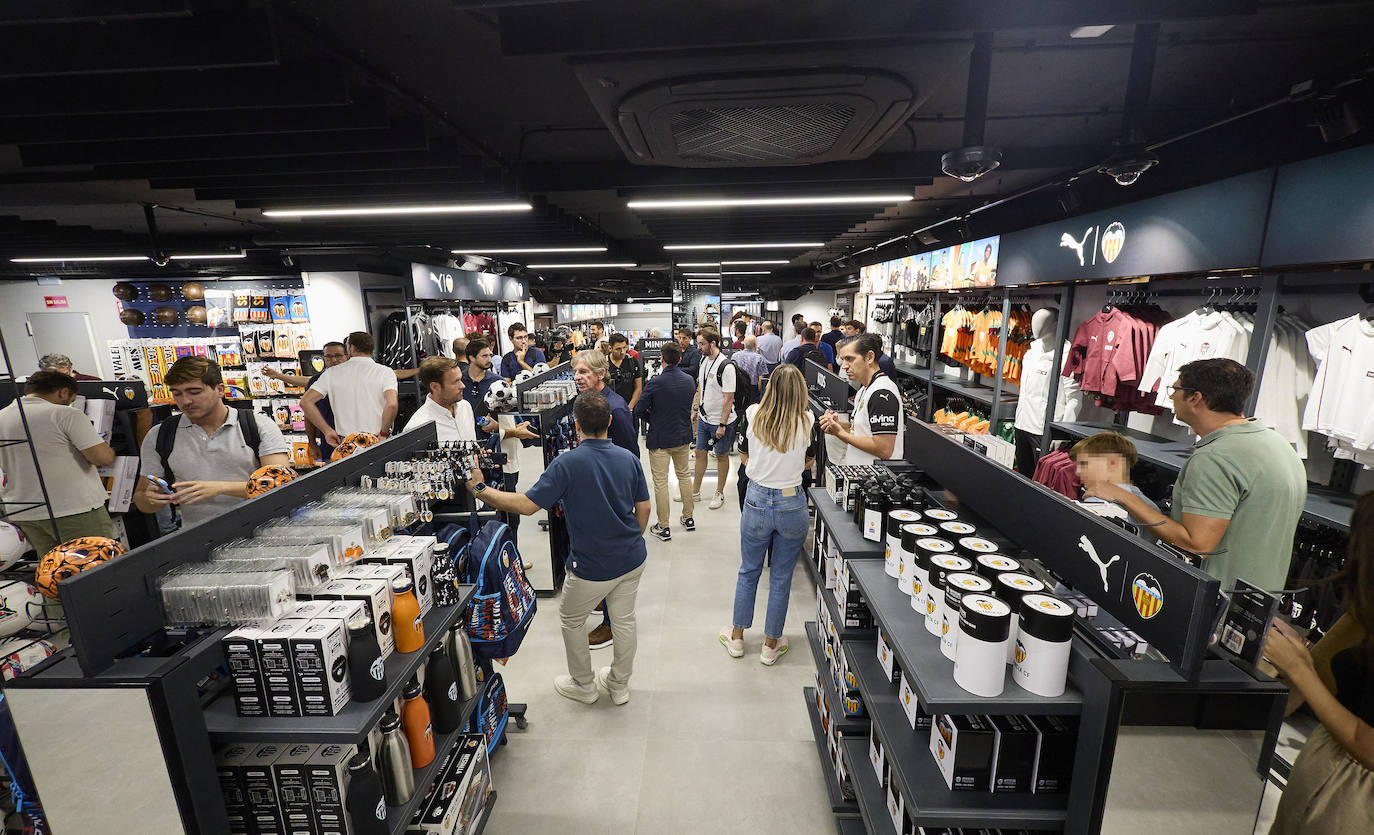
top-left (733, 482), bottom-right (809, 639)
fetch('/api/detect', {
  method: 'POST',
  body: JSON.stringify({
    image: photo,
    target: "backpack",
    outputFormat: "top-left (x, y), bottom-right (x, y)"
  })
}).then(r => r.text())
top-left (795, 344), bottom-right (830, 373)
top-left (706, 358), bottom-right (760, 415)
top-left (155, 411), bottom-right (261, 484)
top-left (462, 519), bottom-right (537, 659)
top-left (472, 672), bottom-right (510, 753)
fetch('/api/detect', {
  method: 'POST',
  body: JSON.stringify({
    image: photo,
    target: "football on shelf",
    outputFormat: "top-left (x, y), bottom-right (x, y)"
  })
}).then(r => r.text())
top-left (246, 465), bottom-right (298, 497)
top-left (0, 580), bottom-right (42, 637)
top-left (0, 522), bottom-right (33, 571)
top-left (331, 432), bottom-right (381, 461)
top-left (35, 536), bottom-right (126, 600)
top-left (484, 380), bottom-right (517, 412)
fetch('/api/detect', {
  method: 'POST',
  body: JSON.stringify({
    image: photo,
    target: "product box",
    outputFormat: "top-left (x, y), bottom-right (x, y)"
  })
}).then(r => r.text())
top-left (869, 724), bottom-right (886, 786)
top-left (305, 743), bottom-right (356, 835)
top-left (930, 714), bottom-right (995, 791)
top-left (289, 600), bottom-right (334, 621)
top-left (876, 628), bottom-right (897, 684)
top-left (407, 742), bottom-right (464, 833)
top-left (315, 599), bottom-right (366, 630)
top-left (898, 672), bottom-right (932, 731)
top-left (222, 627), bottom-right (269, 718)
top-left (885, 776), bottom-right (905, 835)
top-left (989, 715), bottom-right (1039, 793)
top-left (291, 618), bottom-right (352, 716)
top-left (1031, 715), bottom-right (1078, 794)
top-left (243, 743), bottom-right (287, 835)
top-left (390, 535), bottom-right (437, 616)
top-left (215, 744), bottom-right (256, 834)
top-left (272, 743), bottom-right (318, 835)
top-left (320, 579), bottom-right (394, 658)
top-left (256, 619), bottom-right (308, 718)
top-left (97, 454), bottom-right (139, 512)
top-left (415, 734), bottom-right (493, 835)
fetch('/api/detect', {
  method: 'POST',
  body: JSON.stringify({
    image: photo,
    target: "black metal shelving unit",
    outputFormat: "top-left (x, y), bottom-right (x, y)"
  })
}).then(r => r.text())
top-left (803, 687), bottom-right (859, 815)
top-left (806, 622), bottom-right (867, 735)
top-left (839, 737), bottom-right (894, 835)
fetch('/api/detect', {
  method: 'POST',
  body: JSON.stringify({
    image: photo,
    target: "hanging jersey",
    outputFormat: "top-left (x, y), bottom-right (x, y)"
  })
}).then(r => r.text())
top-left (848, 372), bottom-right (904, 466)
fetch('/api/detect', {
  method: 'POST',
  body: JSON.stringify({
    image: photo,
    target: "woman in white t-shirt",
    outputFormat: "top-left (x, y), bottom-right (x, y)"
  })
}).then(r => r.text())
top-left (719, 364), bottom-right (817, 665)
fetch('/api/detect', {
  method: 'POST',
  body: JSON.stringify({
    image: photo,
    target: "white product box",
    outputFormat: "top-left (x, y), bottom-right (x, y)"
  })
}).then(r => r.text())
top-left (877, 628), bottom-right (896, 683)
top-left (290, 618), bottom-right (352, 716)
top-left (318, 579), bottom-right (394, 658)
top-left (221, 627), bottom-right (269, 718)
top-left (869, 724), bottom-right (885, 785)
top-left (98, 455), bottom-right (138, 512)
top-left (271, 743), bottom-right (317, 835)
top-left (886, 775), bottom-right (905, 834)
top-left (388, 536), bottom-right (437, 615)
top-left (255, 619), bottom-right (308, 718)
top-left (305, 743), bottom-right (356, 835)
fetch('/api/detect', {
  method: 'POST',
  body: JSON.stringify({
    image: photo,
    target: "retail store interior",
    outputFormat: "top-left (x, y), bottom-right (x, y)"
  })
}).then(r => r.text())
top-left (1, 2), bottom-right (1373, 833)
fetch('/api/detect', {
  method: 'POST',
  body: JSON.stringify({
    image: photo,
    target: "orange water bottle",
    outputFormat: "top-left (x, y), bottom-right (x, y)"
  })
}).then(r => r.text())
top-left (392, 576), bottom-right (425, 653)
top-left (400, 678), bottom-right (436, 768)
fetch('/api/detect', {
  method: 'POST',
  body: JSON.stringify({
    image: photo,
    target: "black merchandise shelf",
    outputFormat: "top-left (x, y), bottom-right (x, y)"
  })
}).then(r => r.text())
top-left (839, 736), bottom-right (896, 835)
top-left (835, 814), bottom-right (867, 835)
top-left (894, 360), bottom-right (1018, 407)
top-left (841, 641), bottom-right (1069, 831)
top-left (205, 585), bottom-right (477, 742)
top-left (848, 560), bottom-right (1083, 715)
top-left (1302, 486), bottom-right (1356, 531)
top-left (807, 621), bottom-right (868, 734)
top-left (818, 578), bottom-right (877, 642)
top-left (809, 487), bottom-right (884, 560)
top-left (385, 695), bottom-right (488, 834)
top-left (804, 687), bottom-right (860, 814)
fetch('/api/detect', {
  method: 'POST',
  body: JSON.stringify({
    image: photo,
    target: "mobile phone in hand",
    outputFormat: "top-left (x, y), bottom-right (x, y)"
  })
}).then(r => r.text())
top-left (144, 474), bottom-right (173, 495)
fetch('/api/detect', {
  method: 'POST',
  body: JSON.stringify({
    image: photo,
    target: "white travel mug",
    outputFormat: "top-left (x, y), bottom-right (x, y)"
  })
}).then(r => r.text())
top-left (1013, 593), bottom-right (1075, 697)
top-left (941, 573), bottom-right (992, 661)
top-left (994, 572), bottom-right (1047, 664)
top-left (924, 554), bottom-right (972, 637)
top-left (954, 594), bottom-right (1013, 698)
top-left (885, 509), bottom-right (922, 579)
top-left (901, 523), bottom-right (938, 601)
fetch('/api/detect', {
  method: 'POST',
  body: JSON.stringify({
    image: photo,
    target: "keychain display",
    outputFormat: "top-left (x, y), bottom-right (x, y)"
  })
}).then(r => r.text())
top-left (210, 540), bottom-right (337, 589)
top-left (158, 566), bottom-right (296, 626)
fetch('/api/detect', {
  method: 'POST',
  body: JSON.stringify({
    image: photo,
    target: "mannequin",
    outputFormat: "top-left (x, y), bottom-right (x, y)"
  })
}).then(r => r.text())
top-left (1013, 309), bottom-right (1082, 477)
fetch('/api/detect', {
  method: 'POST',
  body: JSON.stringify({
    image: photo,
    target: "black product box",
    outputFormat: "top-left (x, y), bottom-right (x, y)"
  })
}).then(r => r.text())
top-left (215, 744), bottom-right (255, 835)
top-left (273, 743), bottom-right (318, 835)
top-left (305, 743), bottom-right (356, 835)
top-left (291, 618), bottom-right (352, 716)
top-left (930, 714), bottom-right (995, 791)
top-left (1031, 715), bottom-right (1078, 794)
top-left (222, 627), bottom-right (269, 718)
top-left (244, 743), bottom-right (287, 835)
top-left (407, 743), bottom-right (465, 831)
top-left (257, 619), bottom-right (308, 717)
top-left (990, 715), bottom-right (1039, 793)
top-left (418, 734), bottom-right (492, 835)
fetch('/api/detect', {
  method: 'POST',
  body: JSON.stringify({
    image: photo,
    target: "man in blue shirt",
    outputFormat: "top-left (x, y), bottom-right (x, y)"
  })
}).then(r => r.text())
top-left (467, 390), bottom-right (649, 706)
top-left (461, 337), bottom-right (502, 435)
top-left (756, 320), bottom-right (783, 367)
top-left (633, 341), bottom-right (696, 541)
top-left (783, 327), bottom-right (835, 371)
top-left (820, 316), bottom-right (845, 354)
top-left (499, 322), bottom-right (546, 381)
top-left (730, 335), bottom-right (769, 388)
top-left (675, 327), bottom-right (701, 381)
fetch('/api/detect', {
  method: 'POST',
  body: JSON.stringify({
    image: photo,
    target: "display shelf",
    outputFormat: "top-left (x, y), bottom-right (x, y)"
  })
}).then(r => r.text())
top-left (804, 687), bottom-right (860, 814)
top-left (385, 693), bottom-right (488, 834)
top-left (809, 487), bottom-right (884, 560)
top-left (848, 560), bottom-right (1083, 715)
top-left (838, 736), bottom-right (896, 835)
top-left (894, 360), bottom-right (1017, 407)
top-left (807, 621), bottom-right (868, 734)
top-left (1302, 486), bottom-right (1355, 531)
top-left (841, 641), bottom-right (1069, 831)
top-left (835, 814), bottom-right (867, 835)
top-left (818, 579), bottom-right (877, 642)
top-left (205, 585), bottom-right (477, 742)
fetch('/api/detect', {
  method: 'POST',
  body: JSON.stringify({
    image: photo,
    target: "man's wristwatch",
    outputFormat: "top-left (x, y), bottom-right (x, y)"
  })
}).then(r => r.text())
top-left (472, 482), bottom-right (487, 494)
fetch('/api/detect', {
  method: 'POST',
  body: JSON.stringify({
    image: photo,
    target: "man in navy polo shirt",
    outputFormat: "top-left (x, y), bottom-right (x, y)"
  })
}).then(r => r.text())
top-left (633, 340), bottom-right (696, 541)
top-left (467, 390), bottom-right (649, 706)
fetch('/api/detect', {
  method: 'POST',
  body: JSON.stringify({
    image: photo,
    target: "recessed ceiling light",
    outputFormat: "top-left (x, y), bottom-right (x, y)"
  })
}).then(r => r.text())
top-left (722, 260), bottom-right (789, 265)
top-left (11, 255), bottom-right (149, 263)
top-left (1070, 24), bottom-right (1114, 38)
top-left (451, 246), bottom-right (607, 254)
top-left (664, 242), bottom-right (823, 251)
top-left (723, 271), bottom-right (771, 275)
top-left (168, 252), bottom-right (247, 260)
top-left (526, 262), bottom-right (636, 269)
top-left (628, 194), bottom-right (913, 209)
top-left (262, 203), bottom-right (532, 218)
top-left (675, 262), bottom-right (721, 267)
top-left (681, 272), bottom-right (720, 277)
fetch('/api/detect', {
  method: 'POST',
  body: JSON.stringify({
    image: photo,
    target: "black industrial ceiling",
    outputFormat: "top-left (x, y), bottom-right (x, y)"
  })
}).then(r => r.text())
top-left (0, 0), bottom-right (1371, 301)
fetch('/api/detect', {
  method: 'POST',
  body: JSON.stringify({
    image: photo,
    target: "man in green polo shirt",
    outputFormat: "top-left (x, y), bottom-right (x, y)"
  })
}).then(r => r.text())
top-left (1085, 358), bottom-right (1307, 592)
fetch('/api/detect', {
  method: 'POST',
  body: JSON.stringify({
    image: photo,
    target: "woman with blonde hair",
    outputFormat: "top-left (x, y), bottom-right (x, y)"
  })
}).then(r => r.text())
top-left (719, 363), bottom-right (816, 665)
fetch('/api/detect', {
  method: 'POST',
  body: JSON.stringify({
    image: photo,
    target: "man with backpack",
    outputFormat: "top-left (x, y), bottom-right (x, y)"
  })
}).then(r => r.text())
top-left (690, 328), bottom-right (749, 511)
top-left (465, 390), bottom-right (650, 706)
top-left (784, 327), bottom-right (835, 372)
top-left (135, 357), bottom-right (290, 529)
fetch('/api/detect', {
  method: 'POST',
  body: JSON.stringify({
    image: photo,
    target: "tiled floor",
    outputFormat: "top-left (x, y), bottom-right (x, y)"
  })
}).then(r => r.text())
top-left (485, 452), bottom-right (835, 835)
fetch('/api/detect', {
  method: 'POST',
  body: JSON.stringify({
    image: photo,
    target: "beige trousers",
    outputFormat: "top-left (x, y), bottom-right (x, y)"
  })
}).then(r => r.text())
top-left (648, 443), bottom-right (694, 525)
top-left (560, 562), bottom-right (646, 687)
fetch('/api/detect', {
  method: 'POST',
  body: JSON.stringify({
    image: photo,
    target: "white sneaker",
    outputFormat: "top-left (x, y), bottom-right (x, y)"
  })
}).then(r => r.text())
top-left (760, 636), bottom-right (790, 666)
top-left (708, 492), bottom-right (725, 510)
top-left (554, 675), bottom-right (599, 704)
top-left (674, 488), bottom-right (702, 503)
top-left (595, 666), bottom-right (630, 705)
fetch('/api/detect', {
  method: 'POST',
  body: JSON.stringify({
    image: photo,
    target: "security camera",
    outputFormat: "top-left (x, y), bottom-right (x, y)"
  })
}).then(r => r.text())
top-left (1099, 145), bottom-right (1159, 186)
top-left (941, 146), bottom-right (1003, 182)
top-left (152, 253), bottom-right (170, 267)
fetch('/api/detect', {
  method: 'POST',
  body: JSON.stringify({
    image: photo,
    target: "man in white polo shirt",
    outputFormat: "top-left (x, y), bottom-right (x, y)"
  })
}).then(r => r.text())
top-left (403, 357), bottom-right (477, 442)
top-left (820, 333), bottom-right (905, 465)
top-left (301, 331), bottom-right (398, 446)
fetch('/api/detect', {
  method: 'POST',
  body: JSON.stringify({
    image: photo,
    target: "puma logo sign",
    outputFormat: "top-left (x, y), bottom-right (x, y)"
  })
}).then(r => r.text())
top-left (1078, 534), bottom-right (1120, 592)
top-left (1059, 228), bottom-right (1093, 266)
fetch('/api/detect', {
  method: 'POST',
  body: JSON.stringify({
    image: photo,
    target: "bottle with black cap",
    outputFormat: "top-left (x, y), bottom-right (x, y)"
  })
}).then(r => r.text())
top-left (424, 646), bottom-right (462, 734)
top-left (344, 750), bottom-right (388, 835)
top-left (377, 712), bottom-right (414, 805)
top-left (954, 594), bottom-right (1014, 697)
top-left (346, 611), bottom-right (387, 702)
top-left (430, 542), bottom-right (460, 607)
top-left (924, 554), bottom-right (972, 637)
top-left (994, 572), bottom-right (1047, 664)
top-left (885, 508), bottom-right (922, 579)
top-left (860, 482), bottom-right (888, 541)
top-left (1013, 593), bottom-right (1076, 697)
top-left (941, 572), bottom-right (993, 661)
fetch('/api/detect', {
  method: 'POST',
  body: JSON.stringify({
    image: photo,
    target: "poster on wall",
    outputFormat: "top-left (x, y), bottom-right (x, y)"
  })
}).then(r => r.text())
top-left (858, 235), bottom-right (999, 292)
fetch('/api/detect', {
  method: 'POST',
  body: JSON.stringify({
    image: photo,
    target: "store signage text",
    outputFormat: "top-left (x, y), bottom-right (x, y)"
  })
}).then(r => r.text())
top-left (409, 263), bottom-right (529, 302)
top-left (43, 295), bottom-right (68, 308)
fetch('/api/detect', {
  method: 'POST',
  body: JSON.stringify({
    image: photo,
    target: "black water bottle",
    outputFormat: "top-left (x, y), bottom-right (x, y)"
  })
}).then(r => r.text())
top-left (424, 646), bottom-right (463, 734)
top-left (347, 612), bottom-right (387, 702)
top-left (431, 542), bottom-right (461, 607)
top-left (344, 751), bottom-right (388, 835)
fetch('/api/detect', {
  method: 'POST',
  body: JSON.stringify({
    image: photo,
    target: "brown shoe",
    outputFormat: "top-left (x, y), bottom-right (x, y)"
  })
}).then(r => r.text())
top-left (593, 602), bottom-right (605, 614)
top-left (588, 623), bottom-right (613, 649)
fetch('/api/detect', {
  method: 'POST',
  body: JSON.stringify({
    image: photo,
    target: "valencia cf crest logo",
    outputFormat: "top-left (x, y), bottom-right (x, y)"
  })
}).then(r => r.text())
top-left (1014, 640), bottom-right (1027, 664)
top-left (1101, 222), bottom-right (1126, 263)
top-left (1132, 572), bottom-right (1163, 619)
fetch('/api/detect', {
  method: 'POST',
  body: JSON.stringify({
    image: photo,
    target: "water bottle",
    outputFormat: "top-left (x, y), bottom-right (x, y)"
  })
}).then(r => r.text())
top-left (346, 612), bottom-right (387, 702)
top-left (431, 542), bottom-right (461, 607)
top-left (424, 647), bottom-right (463, 734)
top-left (378, 712), bottom-right (414, 805)
top-left (400, 679), bottom-right (435, 768)
top-left (344, 752), bottom-right (388, 835)
top-left (447, 625), bottom-right (479, 702)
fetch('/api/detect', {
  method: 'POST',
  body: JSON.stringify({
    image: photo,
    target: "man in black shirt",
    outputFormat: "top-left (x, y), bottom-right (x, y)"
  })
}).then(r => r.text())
top-left (606, 333), bottom-right (643, 412)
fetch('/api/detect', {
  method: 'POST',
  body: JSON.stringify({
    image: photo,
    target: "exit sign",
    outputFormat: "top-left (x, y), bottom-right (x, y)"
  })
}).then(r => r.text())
top-left (43, 296), bottom-right (68, 308)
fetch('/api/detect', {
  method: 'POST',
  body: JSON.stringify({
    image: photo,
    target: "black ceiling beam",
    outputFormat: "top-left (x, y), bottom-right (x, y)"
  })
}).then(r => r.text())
top-left (215, 182), bottom-right (514, 204)
top-left (0, 63), bottom-right (349, 116)
top-left (150, 166), bottom-right (502, 191)
top-left (496, 0), bottom-right (1257, 56)
top-left (22, 119), bottom-right (431, 166)
top-left (96, 144), bottom-right (479, 180)
top-left (0, 1), bottom-right (189, 25)
top-left (0, 6), bottom-right (277, 77)
top-left (0, 92), bottom-right (390, 144)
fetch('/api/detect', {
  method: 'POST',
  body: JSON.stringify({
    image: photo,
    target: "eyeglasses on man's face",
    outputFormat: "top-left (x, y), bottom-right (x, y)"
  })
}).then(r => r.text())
top-left (1167, 384), bottom-right (1198, 397)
